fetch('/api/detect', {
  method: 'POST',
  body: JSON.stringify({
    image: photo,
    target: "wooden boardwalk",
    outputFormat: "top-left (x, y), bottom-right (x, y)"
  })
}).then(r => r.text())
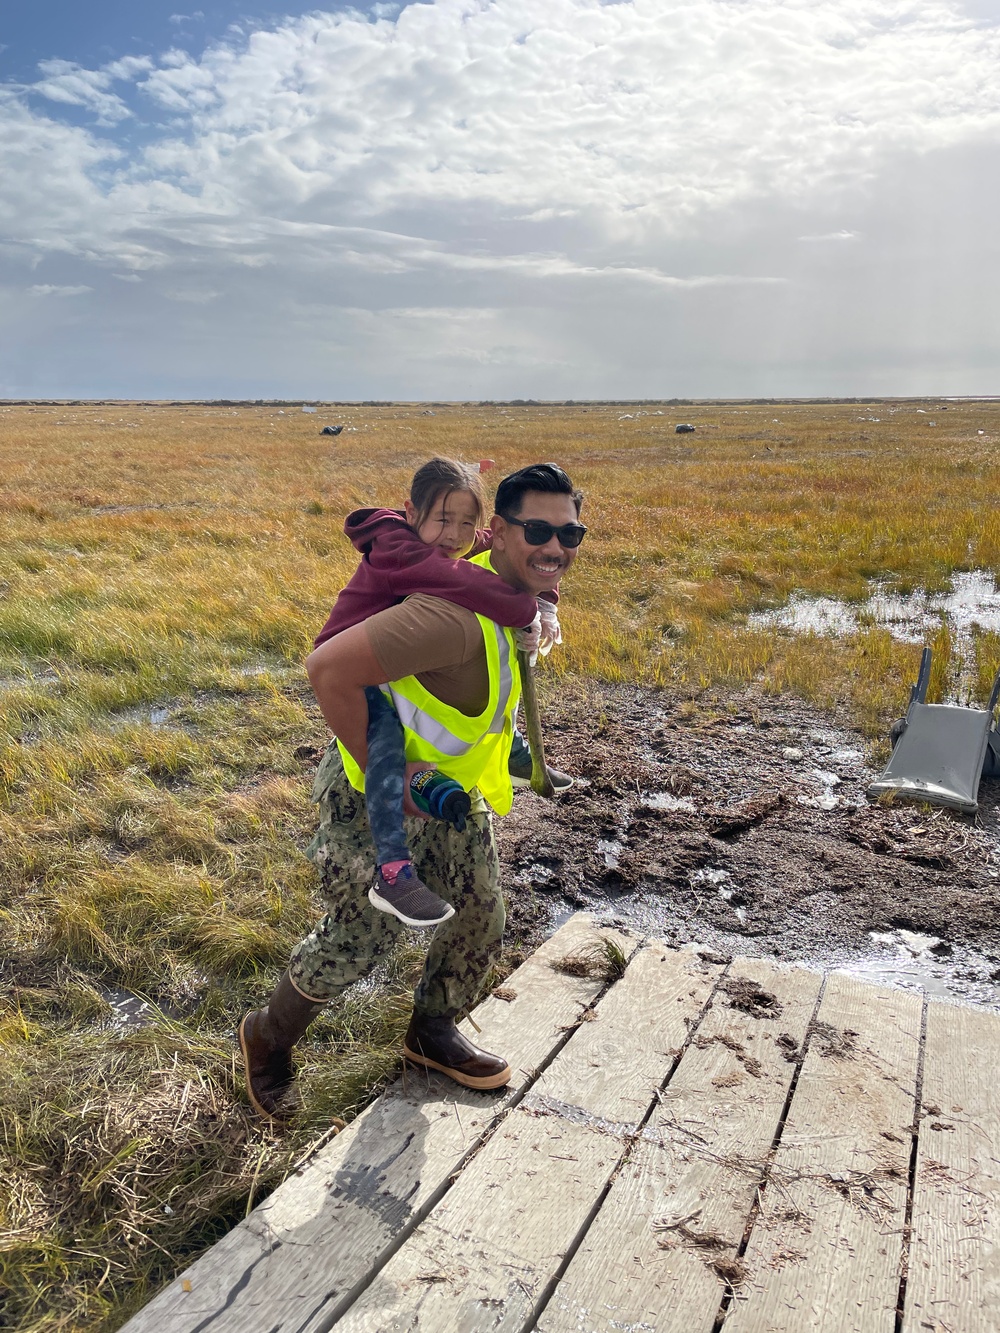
top-left (121, 914), bottom-right (1000, 1333)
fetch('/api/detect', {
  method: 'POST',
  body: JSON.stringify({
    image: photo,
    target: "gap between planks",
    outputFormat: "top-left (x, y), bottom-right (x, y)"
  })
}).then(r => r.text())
top-left (329, 939), bottom-right (729, 1331)
top-left (118, 914), bottom-right (642, 1333)
top-left (535, 955), bottom-right (824, 1333)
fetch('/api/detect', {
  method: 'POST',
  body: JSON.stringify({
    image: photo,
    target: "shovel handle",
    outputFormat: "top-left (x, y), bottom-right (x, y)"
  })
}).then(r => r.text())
top-left (517, 649), bottom-right (555, 799)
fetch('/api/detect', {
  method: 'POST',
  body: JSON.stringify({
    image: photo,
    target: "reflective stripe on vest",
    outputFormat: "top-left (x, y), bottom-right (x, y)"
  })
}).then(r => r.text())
top-left (467, 548), bottom-right (516, 736)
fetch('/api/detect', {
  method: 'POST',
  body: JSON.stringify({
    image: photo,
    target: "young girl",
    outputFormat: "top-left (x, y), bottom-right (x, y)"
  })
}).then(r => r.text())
top-left (314, 458), bottom-right (560, 928)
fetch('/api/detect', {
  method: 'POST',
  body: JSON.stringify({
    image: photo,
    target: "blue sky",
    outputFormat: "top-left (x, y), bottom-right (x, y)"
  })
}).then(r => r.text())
top-left (0, 3), bottom-right (356, 82)
top-left (2, 0), bottom-right (1000, 399)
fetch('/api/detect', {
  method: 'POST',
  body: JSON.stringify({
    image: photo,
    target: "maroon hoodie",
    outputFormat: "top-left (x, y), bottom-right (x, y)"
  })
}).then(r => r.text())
top-left (314, 508), bottom-right (540, 647)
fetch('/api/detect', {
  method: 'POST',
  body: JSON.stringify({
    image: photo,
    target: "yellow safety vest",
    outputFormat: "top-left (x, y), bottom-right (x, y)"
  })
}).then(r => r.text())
top-left (338, 552), bottom-right (523, 815)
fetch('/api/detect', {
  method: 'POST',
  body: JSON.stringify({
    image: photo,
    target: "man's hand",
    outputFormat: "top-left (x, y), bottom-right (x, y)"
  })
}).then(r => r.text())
top-left (536, 599), bottom-right (561, 656)
top-left (513, 612), bottom-right (542, 665)
top-left (403, 760), bottom-right (435, 819)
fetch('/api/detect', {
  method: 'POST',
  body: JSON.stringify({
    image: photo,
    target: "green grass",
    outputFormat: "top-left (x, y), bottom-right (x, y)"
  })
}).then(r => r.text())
top-left (2, 397), bottom-right (1000, 1329)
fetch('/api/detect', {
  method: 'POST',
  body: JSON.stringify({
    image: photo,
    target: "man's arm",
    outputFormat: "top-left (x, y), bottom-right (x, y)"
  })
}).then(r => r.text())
top-left (305, 622), bottom-right (384, 771)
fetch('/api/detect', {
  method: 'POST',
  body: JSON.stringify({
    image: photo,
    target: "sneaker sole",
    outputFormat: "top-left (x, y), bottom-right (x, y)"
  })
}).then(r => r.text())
top-left (238, 1015), bottom-right (292, 1123)
top-left (511, 774), bottom-right (574, 792)
top-left (369, 886), bottom-right (455, 928)
top-left (403, 1044), bottom-right (512, 1090)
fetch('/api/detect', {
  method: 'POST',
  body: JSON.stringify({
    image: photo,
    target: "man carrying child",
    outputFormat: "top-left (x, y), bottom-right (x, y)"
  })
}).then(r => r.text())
top-left (240, 462), bottom-right (586, 1119)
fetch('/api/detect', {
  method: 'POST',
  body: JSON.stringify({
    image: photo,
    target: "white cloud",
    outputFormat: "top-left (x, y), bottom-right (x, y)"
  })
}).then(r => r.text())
top-left (30, 284), bottom-right (93, 296)
top-left (1, 0), bottom-right (1000, 395)
top-left (798, 229), bottom-right (860, 241)
top-left (32, 56), bottom-right (153, 125)
top-left (162, 287), bottom-right (221, 303)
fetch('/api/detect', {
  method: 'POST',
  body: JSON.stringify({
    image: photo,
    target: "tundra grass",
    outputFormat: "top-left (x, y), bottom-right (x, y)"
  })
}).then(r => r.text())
top-left (2, 397), bottom-right (999, 1330)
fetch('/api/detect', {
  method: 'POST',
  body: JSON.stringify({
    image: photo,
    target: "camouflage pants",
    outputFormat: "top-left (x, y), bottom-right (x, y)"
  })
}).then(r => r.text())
top-left (289, 742), bottom-right (504, 1017)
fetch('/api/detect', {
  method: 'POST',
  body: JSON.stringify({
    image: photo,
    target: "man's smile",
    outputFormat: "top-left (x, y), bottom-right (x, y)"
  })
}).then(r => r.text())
top-left (528, 553), bottom-right (565, 577)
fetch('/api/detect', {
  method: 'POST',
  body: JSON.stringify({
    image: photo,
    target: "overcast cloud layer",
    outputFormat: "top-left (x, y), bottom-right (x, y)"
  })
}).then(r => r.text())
top-left (2, 0), bottom-right (999, 398)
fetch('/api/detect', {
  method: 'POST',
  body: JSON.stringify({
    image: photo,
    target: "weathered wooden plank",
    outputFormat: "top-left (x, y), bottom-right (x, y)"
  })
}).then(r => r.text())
top-left (903, 1000), bottom-right (1000, 1333)
top-left (333, 942), bottom-right (723, 1332)
top-left (118, 914), bottom-right (637, 1333)
top-left (536, 956), bottom-right (823, 1333)
top-left (728, 973), bottom-right (923, 1333)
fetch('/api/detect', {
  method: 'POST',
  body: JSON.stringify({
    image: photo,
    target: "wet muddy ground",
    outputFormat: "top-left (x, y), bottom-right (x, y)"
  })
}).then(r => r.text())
top-left (498, 681), bottom-right (1000, 1008)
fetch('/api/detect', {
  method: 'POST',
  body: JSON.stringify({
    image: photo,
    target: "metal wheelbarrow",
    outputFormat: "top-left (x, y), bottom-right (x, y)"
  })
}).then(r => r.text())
top-left (867, 647), bottom-right (1000, 815)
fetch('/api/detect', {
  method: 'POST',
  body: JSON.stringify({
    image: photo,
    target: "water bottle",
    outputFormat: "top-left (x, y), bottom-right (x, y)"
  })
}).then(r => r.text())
top-left (409, 769), bottom-right (471, 832)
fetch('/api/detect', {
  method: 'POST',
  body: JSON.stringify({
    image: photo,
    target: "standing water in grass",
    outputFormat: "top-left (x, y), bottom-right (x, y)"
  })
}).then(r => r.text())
top-left (749, 569), bottom-right (1000, 702)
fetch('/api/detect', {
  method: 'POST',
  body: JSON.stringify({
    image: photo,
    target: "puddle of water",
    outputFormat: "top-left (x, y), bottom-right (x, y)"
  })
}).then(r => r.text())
top-left (101, 986), bottom-right (154, 1029)
top-left (691, 867), bottom-right (746, 924)
top-left (798, 792), bottom-right (840, 811)
top-left (749, 569), bottom-right (1000, 701)
top-left (828, 929), bottom-right (1000, 1005)
top-left (597, 838), bottom-right (623, 869)
top-left (109, 703), bottom-right (173, 730)
top-left (513, 861), bottom-right (559, 889)
top-left (642, 790), bottom-right (696, 813)
top-left (98, 971), bottom-right (209, 1028)
top-left (0, 668), bottom-right (60, 693)
top-left (692, 867), bottom-right (732, 888)
top-left (793, 767), bottom-right (845, 810)
top-left (560, 903), bottom-right (1000, 1010)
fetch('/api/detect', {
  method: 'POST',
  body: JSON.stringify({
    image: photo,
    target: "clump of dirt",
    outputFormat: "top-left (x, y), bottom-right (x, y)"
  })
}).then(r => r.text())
top-left (712, 1070), bottom-right (743, 1089)
top-left (497, 680), bottom-right (1000, 1003)
top-left (722, 977), bottom-right (783, 1019)
top-left (654, 1213), bottom-right (747, 1286)
top-left (550, 954), bottom-right (594, 977)
top-left (708, 793), bottom-right (787, 841)
top-left (808, 1019), bottom-right (859, 1058)
top-left (694, 1031), bottom-right (764, 1076)
top-left (821, 1170), bottom-right (895, 1220)
top-left (766, 1246), bottom-right (808, 1271)
top-left (713, 1256), bottom-right (749, 1287)
top-left (775, 1032), bottom-right (800, 1062)
top-left (656, 1222), bottom-right (729, 1252)
top-left (698, 949), bottom-right (731, 965)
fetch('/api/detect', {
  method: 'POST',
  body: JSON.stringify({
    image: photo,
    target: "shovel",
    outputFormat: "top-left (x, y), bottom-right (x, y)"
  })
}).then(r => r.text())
top-left (517, 649), bottom-right (555, 798)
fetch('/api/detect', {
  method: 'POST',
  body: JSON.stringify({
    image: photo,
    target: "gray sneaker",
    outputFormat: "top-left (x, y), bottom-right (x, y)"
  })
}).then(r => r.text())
top-left (369, 865), bottom-right (455, 928)
top-left (509, 754), bottom-right (574, 792)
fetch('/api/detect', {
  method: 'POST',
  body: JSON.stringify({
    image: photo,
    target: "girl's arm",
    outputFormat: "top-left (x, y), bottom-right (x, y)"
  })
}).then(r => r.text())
top-left (371, 524), bottom-right (538, 627)
top-left (402, 547), bottom-right (539, 627)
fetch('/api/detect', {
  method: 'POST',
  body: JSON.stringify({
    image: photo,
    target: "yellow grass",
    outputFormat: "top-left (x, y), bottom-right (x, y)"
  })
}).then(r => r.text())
top-left (2, 396), bottom-right (999, 1329)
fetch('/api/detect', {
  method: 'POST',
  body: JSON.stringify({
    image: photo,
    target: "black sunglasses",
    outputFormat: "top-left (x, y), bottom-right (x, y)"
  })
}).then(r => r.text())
top-left (500, 514), bottom-right (587, 548)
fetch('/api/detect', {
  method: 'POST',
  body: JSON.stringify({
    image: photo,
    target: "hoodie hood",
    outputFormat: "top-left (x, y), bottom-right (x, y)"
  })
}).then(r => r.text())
top-left (343, 507), bottom-right (408, 554)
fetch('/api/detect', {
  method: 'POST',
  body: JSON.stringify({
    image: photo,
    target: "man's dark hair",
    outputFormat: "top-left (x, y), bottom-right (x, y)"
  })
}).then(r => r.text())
top-left (494, 462), bottom-right (583, 519)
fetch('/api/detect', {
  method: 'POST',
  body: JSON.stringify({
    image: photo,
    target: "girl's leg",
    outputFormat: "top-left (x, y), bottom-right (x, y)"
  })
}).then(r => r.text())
top-left (363, 688), bottom-right (454, 927)
top-left (364, 685), bottom-right (410, 866)
top-left (508, 725), bottom-right (532, 772)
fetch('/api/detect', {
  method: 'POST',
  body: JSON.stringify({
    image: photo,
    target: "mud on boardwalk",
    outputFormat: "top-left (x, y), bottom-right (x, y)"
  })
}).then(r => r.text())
top-left (498, 681), bottom-right (1000, 1007)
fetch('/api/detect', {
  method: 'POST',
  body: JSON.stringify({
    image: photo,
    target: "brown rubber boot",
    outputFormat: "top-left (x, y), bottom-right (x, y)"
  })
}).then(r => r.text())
top-left (239, 972), bottom-right (326, 1120)
top-left (403, 1011), bottom-right (512, 1090)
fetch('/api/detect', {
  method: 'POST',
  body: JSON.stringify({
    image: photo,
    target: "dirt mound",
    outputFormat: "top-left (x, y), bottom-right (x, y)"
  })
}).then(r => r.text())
top-left (498, 682), bottom-right (1000, 1000)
